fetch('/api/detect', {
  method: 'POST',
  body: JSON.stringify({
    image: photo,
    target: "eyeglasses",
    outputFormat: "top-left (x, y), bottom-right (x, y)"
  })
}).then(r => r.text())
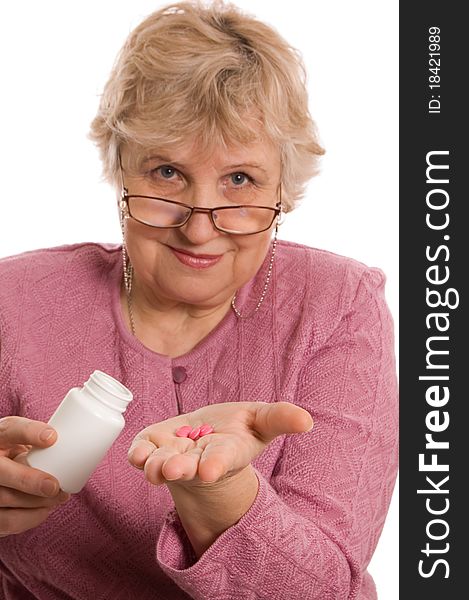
top-left (120, 192), bottom-right (282, 235)
top-left (118, 152), bottom-right (283, 235)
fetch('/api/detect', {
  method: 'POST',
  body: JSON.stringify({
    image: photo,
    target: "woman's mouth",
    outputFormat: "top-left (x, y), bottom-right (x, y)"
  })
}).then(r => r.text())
top-left (169, 246), bottom-right (223, 269)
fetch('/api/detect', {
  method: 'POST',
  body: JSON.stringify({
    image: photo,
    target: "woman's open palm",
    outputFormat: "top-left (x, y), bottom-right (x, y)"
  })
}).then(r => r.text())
top-left (128, 401), bottom-right (313, 490)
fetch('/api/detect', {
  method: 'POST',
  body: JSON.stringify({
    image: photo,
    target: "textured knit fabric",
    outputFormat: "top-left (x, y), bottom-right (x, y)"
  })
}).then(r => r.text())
top-left (0, 240), bottom-right (398, 600)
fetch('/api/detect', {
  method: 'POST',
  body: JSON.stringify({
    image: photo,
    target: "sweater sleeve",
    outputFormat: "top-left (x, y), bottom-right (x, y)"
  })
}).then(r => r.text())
top-left (155, 267), bottom-right (399, 600)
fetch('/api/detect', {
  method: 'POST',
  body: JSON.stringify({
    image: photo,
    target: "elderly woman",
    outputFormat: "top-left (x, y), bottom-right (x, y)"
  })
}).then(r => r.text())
top-left (0, 2), bottom-right (397, 599)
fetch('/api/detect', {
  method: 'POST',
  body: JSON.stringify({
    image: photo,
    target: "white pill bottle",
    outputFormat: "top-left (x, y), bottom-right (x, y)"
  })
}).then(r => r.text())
top-left (26, 370), bottom-right (133, 493)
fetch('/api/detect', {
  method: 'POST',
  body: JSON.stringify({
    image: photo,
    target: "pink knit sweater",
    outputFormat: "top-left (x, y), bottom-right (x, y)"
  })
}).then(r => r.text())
top-left (0, 241), bottom-right (398, 600)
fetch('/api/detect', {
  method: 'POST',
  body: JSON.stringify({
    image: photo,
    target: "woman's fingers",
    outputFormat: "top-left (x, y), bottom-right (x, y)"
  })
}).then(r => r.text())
top-left (143, 446), bottom-right (201, 485)
top-left (127, 438), bottom-right (158, 469)
top-left (0, 416), bottom-right (57, 451)
top-left (128, 421), bottom-right (189, 468)
top-left (169, 437), bottom-right (239, 485)
top-left (143, 447), bottom-right (177, 485)
top-left (0, 456), bottom-right (61, 498)
top-left (0, 506), bottom-right (57, 537)
top-left (0, 486), bottom-right (69, 509)
top-left (142, 441), bottom-right (235, 486)
top-left (0, 417), bottom-right (71, 537)
top-left (253, 402), bottom-right (313, 443)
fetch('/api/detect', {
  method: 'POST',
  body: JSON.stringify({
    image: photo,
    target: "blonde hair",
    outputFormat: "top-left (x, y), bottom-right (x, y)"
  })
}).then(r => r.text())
top-left (88, 0), bottom-right (325, 211)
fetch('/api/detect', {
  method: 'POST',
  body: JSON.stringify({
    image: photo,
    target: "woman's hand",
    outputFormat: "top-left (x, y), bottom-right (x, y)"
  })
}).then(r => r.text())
top-left (128, 401), bottom-right (313, 490)
top-left (0, 417), bottom-right (70, 537)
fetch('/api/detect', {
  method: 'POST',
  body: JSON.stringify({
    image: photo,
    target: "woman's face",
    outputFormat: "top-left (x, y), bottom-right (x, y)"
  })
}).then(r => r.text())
top-left (120, 136), bottom-right (282, 313)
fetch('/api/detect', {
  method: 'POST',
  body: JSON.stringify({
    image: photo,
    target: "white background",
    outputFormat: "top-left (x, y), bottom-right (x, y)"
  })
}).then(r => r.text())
top-left (0, 1), bottom-right (398, 597)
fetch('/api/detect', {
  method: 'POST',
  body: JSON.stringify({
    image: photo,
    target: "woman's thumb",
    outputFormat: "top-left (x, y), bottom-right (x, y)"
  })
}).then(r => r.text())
top-left (254, 402), bottom-right (313, 443)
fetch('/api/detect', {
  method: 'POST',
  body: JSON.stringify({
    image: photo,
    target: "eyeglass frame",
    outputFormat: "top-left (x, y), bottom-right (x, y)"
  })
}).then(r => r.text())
top-left (118, 151), bottom-right (284, 236)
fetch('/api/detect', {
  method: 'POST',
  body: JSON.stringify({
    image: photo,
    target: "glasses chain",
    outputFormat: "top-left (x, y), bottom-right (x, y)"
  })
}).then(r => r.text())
top-left (230, 221), bottom-right (278, 319)
top-left (123, 250), bottom-right (136, 336)
top-left (121, 211), bottom-right (136, 336)
top-left (121, 216), bottom-right (278, 336)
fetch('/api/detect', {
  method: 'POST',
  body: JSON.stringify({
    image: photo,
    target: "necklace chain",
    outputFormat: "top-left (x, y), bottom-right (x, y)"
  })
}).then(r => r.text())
top-left (230, 224), bottom-right (278, 319)
top-left (127, 270), bottom-right (136, 336)
top-left (123, 223), bottom-right (279, 337)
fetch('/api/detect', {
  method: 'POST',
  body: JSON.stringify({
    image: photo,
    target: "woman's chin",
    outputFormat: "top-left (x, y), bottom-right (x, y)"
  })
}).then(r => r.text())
top-left (167, 286), bottom-right (233, 310)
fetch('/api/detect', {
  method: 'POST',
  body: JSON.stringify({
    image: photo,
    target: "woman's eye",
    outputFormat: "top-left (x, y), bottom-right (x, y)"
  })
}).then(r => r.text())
top-left (155, 166), bottom-right (177, 179)
top-left (230, 173), bottom-right (250, 186)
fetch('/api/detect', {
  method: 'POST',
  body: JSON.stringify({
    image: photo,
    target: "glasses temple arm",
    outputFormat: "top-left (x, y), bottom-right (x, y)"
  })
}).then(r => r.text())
top-left (118, 150), bottom-right (128, 198)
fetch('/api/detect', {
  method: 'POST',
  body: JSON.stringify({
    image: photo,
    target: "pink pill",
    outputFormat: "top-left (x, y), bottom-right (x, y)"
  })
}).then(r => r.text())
top-left (199, 424), bottom-right (214, 436)
top-left (175, 425), bottom-right (192, 438)
top-left (188, 426), bottom-right (201, 440)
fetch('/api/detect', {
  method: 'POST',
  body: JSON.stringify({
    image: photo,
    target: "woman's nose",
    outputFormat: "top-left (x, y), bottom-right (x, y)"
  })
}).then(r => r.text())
top-left (177, 184), bottom-right (226, 243)
top-left (179, 207), bottom-right (223, 244)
